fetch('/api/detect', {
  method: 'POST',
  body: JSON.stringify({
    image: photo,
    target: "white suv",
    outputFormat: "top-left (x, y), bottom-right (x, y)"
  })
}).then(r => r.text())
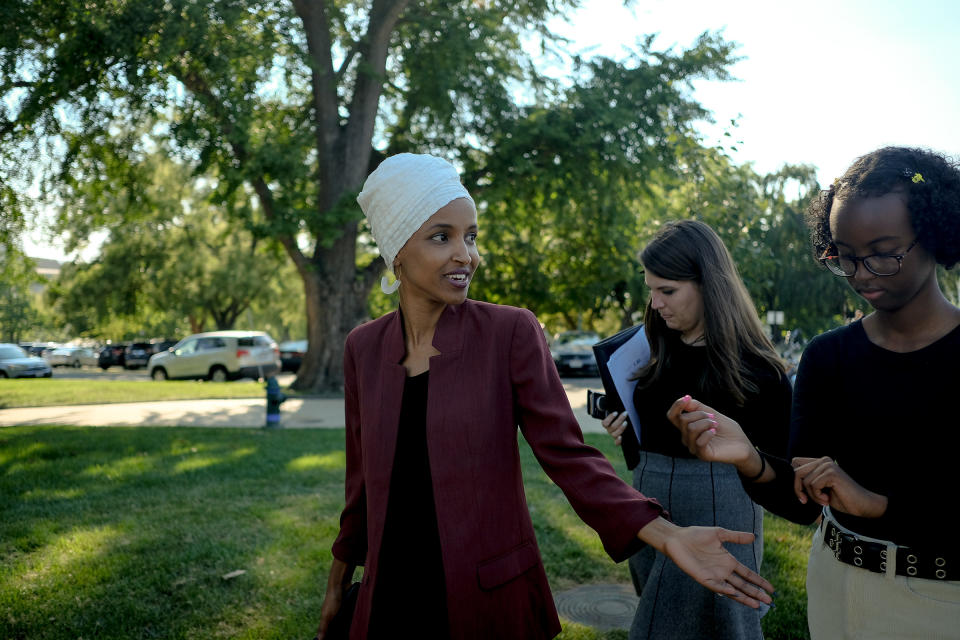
top-left (148, 331), bottom-right (280, 382)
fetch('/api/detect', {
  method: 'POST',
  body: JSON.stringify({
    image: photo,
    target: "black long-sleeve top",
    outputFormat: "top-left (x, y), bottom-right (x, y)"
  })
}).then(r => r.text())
top-left (745, 320), bottom-right (960, 550)
top-left (625, 332), bottom-right (792, 464)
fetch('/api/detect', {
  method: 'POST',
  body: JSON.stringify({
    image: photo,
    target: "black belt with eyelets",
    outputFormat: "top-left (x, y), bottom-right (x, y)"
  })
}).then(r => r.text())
top-left (824, 519), bottom-right (956, 581)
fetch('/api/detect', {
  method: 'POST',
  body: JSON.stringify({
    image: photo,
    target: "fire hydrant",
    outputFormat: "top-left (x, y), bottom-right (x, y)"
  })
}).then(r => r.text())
top-left (265, 375), bottom-right (287, 428)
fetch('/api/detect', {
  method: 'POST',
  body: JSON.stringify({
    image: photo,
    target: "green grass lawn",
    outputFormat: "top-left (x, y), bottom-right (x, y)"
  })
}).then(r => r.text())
top-left (0, 427), bottom-right (812, 639)
top-left (0, 379), bottom-right (273, 409)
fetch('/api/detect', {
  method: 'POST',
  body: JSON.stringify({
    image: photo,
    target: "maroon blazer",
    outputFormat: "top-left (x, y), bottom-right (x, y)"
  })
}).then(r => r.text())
top-left (331, 299), bottom-right (664, 639)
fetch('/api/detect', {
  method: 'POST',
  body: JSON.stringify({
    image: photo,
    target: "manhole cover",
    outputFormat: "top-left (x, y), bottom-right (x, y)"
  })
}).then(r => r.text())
top-left (553, 583), bottom-right (638, 631)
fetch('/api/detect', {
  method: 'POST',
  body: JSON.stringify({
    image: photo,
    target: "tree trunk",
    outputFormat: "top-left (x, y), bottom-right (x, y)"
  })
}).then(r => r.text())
top-left (292, 250), bottom-right (377, 394)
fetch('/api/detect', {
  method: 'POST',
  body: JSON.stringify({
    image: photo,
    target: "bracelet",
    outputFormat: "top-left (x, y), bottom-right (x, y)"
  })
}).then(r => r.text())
top-left (741, 448), bottom-right (766, 482)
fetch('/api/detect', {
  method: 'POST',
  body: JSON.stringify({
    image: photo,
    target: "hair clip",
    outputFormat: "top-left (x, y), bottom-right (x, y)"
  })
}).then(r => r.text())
top-left (911, 172), bottom-right (924, 184)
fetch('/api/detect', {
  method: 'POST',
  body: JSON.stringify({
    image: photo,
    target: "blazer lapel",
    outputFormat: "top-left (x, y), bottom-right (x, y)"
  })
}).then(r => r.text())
top-left (375, 311), bottom-right (407, 479)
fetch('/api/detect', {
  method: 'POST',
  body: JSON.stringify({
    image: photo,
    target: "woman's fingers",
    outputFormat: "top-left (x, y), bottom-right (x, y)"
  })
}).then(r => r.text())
top-left (601, 410), bottom-right (630, 445)
top-left (722, 570), bottom-right (776, 608)
top-left (666, 395), bottom-right (698, 426)
top-left (679, 416), bottom-right (715, 451)
top-left (792, 456), bottom-right (832, 505)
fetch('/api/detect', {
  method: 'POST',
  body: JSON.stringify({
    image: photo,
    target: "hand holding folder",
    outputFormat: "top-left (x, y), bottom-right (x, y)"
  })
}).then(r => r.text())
top-left (591, 324), bottom-right (650, 469)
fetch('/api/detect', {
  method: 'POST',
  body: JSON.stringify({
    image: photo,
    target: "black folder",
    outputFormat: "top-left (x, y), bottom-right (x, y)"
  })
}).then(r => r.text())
top-left (592, 324), bottom-right (644, 469)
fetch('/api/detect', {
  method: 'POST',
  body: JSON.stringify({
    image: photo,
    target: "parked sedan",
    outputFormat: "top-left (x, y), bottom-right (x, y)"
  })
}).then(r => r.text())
top-left (45, 346), bottom-right (99, 368)
top-left (0, 343), bottom-right (53, 378)
top-left (550, 331), bottom-right (601, 377)
top-left (279, 339), bottom-right (307, 372)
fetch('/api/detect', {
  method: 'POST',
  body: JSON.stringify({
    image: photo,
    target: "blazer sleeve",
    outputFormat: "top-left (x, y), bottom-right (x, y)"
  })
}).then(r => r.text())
top-left (508, 309), bottom-right (665, 562)
top-left (330, 336), bottom-right (368, 565)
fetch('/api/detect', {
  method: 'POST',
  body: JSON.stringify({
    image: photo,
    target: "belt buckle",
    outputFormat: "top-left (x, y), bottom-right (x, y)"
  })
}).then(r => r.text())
top-left (827, 522), bottom-right (842, 560)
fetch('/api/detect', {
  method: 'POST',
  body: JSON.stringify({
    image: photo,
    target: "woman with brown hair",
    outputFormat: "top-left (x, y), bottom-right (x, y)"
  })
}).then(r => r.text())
top-left (603, 219), bottom-right (791, 639)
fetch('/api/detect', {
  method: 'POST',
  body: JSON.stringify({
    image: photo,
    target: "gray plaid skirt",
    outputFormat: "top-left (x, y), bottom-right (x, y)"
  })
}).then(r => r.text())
top-left (629, 451), bottom-right (766, 640)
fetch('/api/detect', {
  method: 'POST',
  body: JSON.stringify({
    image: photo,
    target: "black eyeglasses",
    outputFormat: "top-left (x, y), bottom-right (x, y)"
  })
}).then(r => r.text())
top-left (820, 239), bottom-right (919, 277)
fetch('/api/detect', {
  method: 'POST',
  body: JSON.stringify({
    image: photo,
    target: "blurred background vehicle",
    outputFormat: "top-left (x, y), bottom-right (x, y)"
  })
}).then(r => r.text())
top-left (98, 344), bottom-right (128, 369)
top-left (0, 343), bottom-right (53, 378)
top-left (148, 331), bottom-right (280, 382)
top-left (124, 342), bottom-right (155, 369)
top-left (151, 338), bottom-right (178, 354)
top-left (18, 342), bottom-right (57, 357)
top-left (278, 339), bottom-right (307, 372)
top-left (549, 330), bottom-right (602, 377)
top-left (45, 346), bottom-right (99, 368)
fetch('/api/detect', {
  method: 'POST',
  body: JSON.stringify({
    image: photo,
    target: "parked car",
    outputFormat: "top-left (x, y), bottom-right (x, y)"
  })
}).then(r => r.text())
top-left (45, 346), bottom-right (99, 368)
top-left (98, 344), bottom-right (128, 369)
top-left (550, 330), bottom-right (602, 377)
top-left (124, 342), bottom-right (156, 369)
top-left (151, 338), bottom-right (178, 354)
top-left (148, 331), bottom-right (280, 382)
top-left (19, 342), bottom-right (53, 357)
top-left (278, 339), bottom-right (307, 372)
top-left (0, 343), bottom-right (53, 378)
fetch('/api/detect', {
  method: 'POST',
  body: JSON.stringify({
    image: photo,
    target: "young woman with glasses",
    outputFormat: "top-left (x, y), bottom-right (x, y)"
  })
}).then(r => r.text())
top-left (668, 146), bottom-right (960, 639)
top-left (601, 220), bottom-right (792, 640)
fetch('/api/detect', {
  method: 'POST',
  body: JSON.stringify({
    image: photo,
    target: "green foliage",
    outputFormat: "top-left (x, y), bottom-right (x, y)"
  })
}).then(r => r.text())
top-left (659, 147), bottom-right (861, 339)
top-left (2, 0), bottom-right (858, 387)
top-left (0, 246), bottom-right (44, 343)
top-left (43, 153), bottom-right (300, 339)
top-left (467, 34), bottom-right (737, 329)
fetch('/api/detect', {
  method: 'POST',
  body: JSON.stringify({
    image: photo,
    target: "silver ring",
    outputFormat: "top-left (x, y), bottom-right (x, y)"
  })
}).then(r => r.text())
top-left (854, 545), bottom-right (862, 555)
top-left (854, 557), bottom-right (863, 567)
top-left (907, 566), bottom-right (918, 576)
top-left (907, 554), bottom-right (917, 564)
top-left (936, 557), bottom-right (946, 567)
top-left (936, 569), bottom-right (946, 579)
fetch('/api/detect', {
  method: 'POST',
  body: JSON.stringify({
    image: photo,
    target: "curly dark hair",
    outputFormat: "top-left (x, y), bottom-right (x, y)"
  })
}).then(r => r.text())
top-left (807, 146), bottom-right (960, 268)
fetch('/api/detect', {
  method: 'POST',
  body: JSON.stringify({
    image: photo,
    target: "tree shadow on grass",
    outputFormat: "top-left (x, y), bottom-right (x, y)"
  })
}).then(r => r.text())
top-left (0, 426), bottom-right (347, 640)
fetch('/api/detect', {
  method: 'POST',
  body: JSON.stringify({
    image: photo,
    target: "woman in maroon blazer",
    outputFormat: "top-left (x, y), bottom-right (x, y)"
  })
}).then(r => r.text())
top-left (315, 154), bottom-right (773, 640)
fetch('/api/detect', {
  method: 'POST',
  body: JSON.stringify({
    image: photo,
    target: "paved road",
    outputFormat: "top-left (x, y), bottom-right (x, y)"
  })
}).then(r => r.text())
top-left (0, 376), bottom-right (606, 432)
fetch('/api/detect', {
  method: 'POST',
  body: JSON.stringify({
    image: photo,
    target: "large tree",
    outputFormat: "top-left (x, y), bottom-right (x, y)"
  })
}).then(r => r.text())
top-left (2, 0), bottom-right (577, 390)
top-left (3, 0), bottom-right (745, 390)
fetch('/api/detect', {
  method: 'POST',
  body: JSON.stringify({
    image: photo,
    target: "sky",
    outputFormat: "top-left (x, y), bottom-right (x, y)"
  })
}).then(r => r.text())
top-left (550, 0), bottom-right (960, 184)
top-left (23, 0), bottom-right (960, 261)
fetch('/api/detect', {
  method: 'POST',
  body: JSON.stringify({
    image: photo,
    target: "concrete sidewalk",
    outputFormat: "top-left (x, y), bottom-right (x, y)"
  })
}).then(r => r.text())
top-left (0, 383), bottom-right (604, 432)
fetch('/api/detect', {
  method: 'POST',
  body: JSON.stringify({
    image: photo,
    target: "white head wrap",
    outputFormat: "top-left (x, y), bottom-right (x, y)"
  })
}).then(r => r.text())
top-left (357, 153), bottom-right (475, 294)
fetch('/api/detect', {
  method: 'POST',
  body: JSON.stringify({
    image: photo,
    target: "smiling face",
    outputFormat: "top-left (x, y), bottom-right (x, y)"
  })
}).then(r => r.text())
top-left (829, 192), bottom-right (936, 312)
top-left (644, 271), bottom-right (705, 342)
top-left (394, 197), bottom-right (480, 306)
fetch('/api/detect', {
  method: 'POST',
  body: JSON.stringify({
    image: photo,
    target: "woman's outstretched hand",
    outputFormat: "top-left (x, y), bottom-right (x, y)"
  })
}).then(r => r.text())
top-left (791, 456), bottom-right (889, 518)
top-left (639, 518), bottom-right (774, 608)
top-left (601, 410), bottom-right (630, 446)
